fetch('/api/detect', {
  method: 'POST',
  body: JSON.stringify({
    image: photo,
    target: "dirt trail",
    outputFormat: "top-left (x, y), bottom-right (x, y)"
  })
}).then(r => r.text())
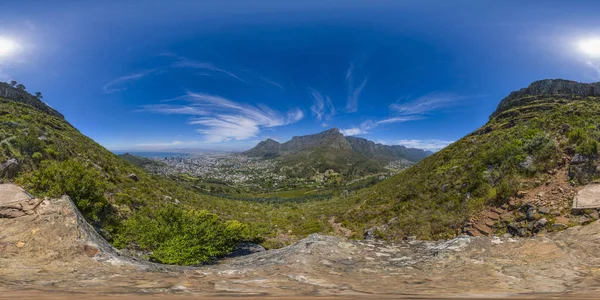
top-left (3, 184), bottom-right (600, 299)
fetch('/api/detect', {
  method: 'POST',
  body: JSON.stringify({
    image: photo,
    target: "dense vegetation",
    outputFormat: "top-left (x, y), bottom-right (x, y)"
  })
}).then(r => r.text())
top-left (114, 206), bottom-right (247, 265)
top-left (3, 80), bottom-right (600, 265)
top-left (119, 152), bottom-right (166, 169)
top-left (0, 96), bottom-right (350, 253)
top-left (0, 98), bottom-right (251, 264)
top-left (336, 95), bottom-right (600, 239)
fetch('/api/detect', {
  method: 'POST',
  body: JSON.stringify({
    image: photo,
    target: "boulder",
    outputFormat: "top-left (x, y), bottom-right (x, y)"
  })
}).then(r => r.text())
top-left (518, 156), bottom-right (535, 172)
top-left (128, 173), bottom-right (140, 182)
top-left (523, 204), bottom-right (536, 220)
top-left (364, 227), bottom-right (377, 240)
top-left (342, 190), bottom-right (349, 198)
top-left (536, 218), bottom-right (548, 229)
top-left (508, 223), bottom-right (528, 237)
top-left (571, 154), bottom-right (590, 164)
top-left (0, 158), bottom-right (19, 179)
top-left (538, 207), bottom-right (550, 215)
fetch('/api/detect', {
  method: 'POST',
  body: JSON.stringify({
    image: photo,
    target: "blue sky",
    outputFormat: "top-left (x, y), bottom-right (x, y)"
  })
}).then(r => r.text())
top-left (2, 0), bottom-right (600, 151)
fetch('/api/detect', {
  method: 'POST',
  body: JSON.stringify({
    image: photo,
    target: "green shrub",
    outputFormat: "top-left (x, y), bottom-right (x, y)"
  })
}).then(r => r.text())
top-left (31, 152), bottom-right (42, 161)
top-left (21, 159), bottom-right (109, 221)
top-left (114, 206), bottom-right (246, 265)
top-left (15, 127), bottom-right (44, 156)
top-left (577, 139), bottom-right (599, 156)
top-left (568, 128), bottom-right (588, 144)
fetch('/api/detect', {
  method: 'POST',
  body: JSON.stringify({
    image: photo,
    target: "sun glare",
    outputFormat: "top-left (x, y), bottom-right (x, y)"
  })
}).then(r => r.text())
top-left (579, 38), bottom-right (600, 58)
top-left (0, 36), bottom-right (20, 57)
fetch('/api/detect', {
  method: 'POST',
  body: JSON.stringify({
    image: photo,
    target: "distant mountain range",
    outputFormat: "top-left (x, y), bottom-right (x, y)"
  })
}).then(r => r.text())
top-left (243, 128), bottom-right (432, 176)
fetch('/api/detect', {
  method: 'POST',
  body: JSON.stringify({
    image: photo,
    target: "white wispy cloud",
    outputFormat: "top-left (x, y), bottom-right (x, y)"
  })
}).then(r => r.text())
top-left (375, 116), bottom-right (424, 125)
top-left (142, 92), bottom-right (303, 143)
top-left (103, 70), bottom-right (156, 93)
top-left (164, 53), bottom-right (287, 89)
top-left (139, 104), bottom-right (207, 115)
top-left (340, 127), bottom-right (367, 136)
top-left (309, 88), bottom-right (336, 122)
top-left (257, 75), bottom-right (285, 90)
top-left (345, 64), bottom-right (368, 113)
top-left (390, 93), bottom-right (468, 116)
top-left (340, 116), bottom-right (421, 136)
top-left (171, 57), bottom-right (245, 83)
top-left (396, 139), bottom-right (454, 151)
top-left (341, 93), bottom-right (473, 136)
top-left (375, 139), bottom-right (453, 151)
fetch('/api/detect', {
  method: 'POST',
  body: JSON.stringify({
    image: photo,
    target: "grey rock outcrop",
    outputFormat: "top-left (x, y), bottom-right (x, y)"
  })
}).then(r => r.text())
top-left (128, 173), bottom-right (140, 182)
top-left (0, 158), bottom-right (19, 179)
top-left (491, 79), bottom-right (600, 119)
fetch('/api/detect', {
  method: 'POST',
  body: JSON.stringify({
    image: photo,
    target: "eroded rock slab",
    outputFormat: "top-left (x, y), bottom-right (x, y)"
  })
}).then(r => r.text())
top-left (573, 184), bottom-right (600, 211)
top-left (3, 183), bottom-right (600, 298)
top-left (0, 183), bottom-right (31, 206)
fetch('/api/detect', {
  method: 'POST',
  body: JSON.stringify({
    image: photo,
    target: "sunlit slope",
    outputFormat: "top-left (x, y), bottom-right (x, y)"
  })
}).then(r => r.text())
top-left (338, 79), bottom-right (600, 239)
top-left (0, 94), bottom-right (356, 253)
top-left (0, 96), bottom-right (258, 264)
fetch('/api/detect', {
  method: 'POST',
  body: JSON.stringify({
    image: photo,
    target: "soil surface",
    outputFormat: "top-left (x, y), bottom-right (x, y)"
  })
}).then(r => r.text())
top-left (3, 184), bottom-right (600, 299)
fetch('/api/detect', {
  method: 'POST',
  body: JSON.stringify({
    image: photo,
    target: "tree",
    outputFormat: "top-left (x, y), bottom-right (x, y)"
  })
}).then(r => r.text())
top-left (9, 80), bottom-right (17, 87)
top-left (34, 92), bottom-right (43, 99)
top-left (15, 84), bottom-right (26, 91)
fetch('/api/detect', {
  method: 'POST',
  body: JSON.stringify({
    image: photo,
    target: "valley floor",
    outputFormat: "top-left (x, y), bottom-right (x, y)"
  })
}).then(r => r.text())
top-left (3, 184), bottom-right (600, 299)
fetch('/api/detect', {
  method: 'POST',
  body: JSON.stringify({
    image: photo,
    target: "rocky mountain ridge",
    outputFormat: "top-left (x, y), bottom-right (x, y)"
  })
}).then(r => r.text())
top-left (492, 79), bottom-right (600, 118)
top-left (243, 128), bottom-right (431, 163)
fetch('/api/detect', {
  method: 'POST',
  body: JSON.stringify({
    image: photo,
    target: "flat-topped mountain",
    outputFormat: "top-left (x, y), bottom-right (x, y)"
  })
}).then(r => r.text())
top-left (244, 128), bottom-right (431, 163)
top-left (243, 128), bottom-right (432, 177)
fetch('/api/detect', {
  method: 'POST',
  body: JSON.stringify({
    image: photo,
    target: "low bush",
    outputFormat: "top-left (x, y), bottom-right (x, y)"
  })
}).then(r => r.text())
top-left (114, 206), bottom-right (246, 265)
top-left (20, 159), bottom-right (109, 222)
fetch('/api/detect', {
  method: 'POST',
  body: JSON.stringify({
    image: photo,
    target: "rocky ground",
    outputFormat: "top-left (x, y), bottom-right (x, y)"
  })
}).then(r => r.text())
top-left (3, 184), bottom-right (600, 299)
top-left (465, 157), bottom-right (600, 238)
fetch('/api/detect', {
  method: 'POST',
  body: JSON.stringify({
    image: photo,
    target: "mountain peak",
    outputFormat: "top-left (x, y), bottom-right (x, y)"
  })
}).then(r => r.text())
top-left (491, 79), bottom-right (600, 118)
top-left (324, 128), bottom-right (341, 134)
top-left (263, 138), bottom-right (280, 144)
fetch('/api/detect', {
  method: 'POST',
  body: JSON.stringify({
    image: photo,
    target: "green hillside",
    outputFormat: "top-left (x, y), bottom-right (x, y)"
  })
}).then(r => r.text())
top-left (0, 97), bottom-right (259, 264)
top-left (0, 92), bottom-right (353, 257)
top-left (337, 79), bottom-right (600, 239)
top-left (3, 78), bottom-right (599, 264)
top-left (119, 152), bottom-right (166, 169)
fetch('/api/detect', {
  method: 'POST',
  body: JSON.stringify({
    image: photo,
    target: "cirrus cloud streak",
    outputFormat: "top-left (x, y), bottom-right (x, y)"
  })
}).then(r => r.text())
top-left (141, 92), bottom-right (303, 143)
